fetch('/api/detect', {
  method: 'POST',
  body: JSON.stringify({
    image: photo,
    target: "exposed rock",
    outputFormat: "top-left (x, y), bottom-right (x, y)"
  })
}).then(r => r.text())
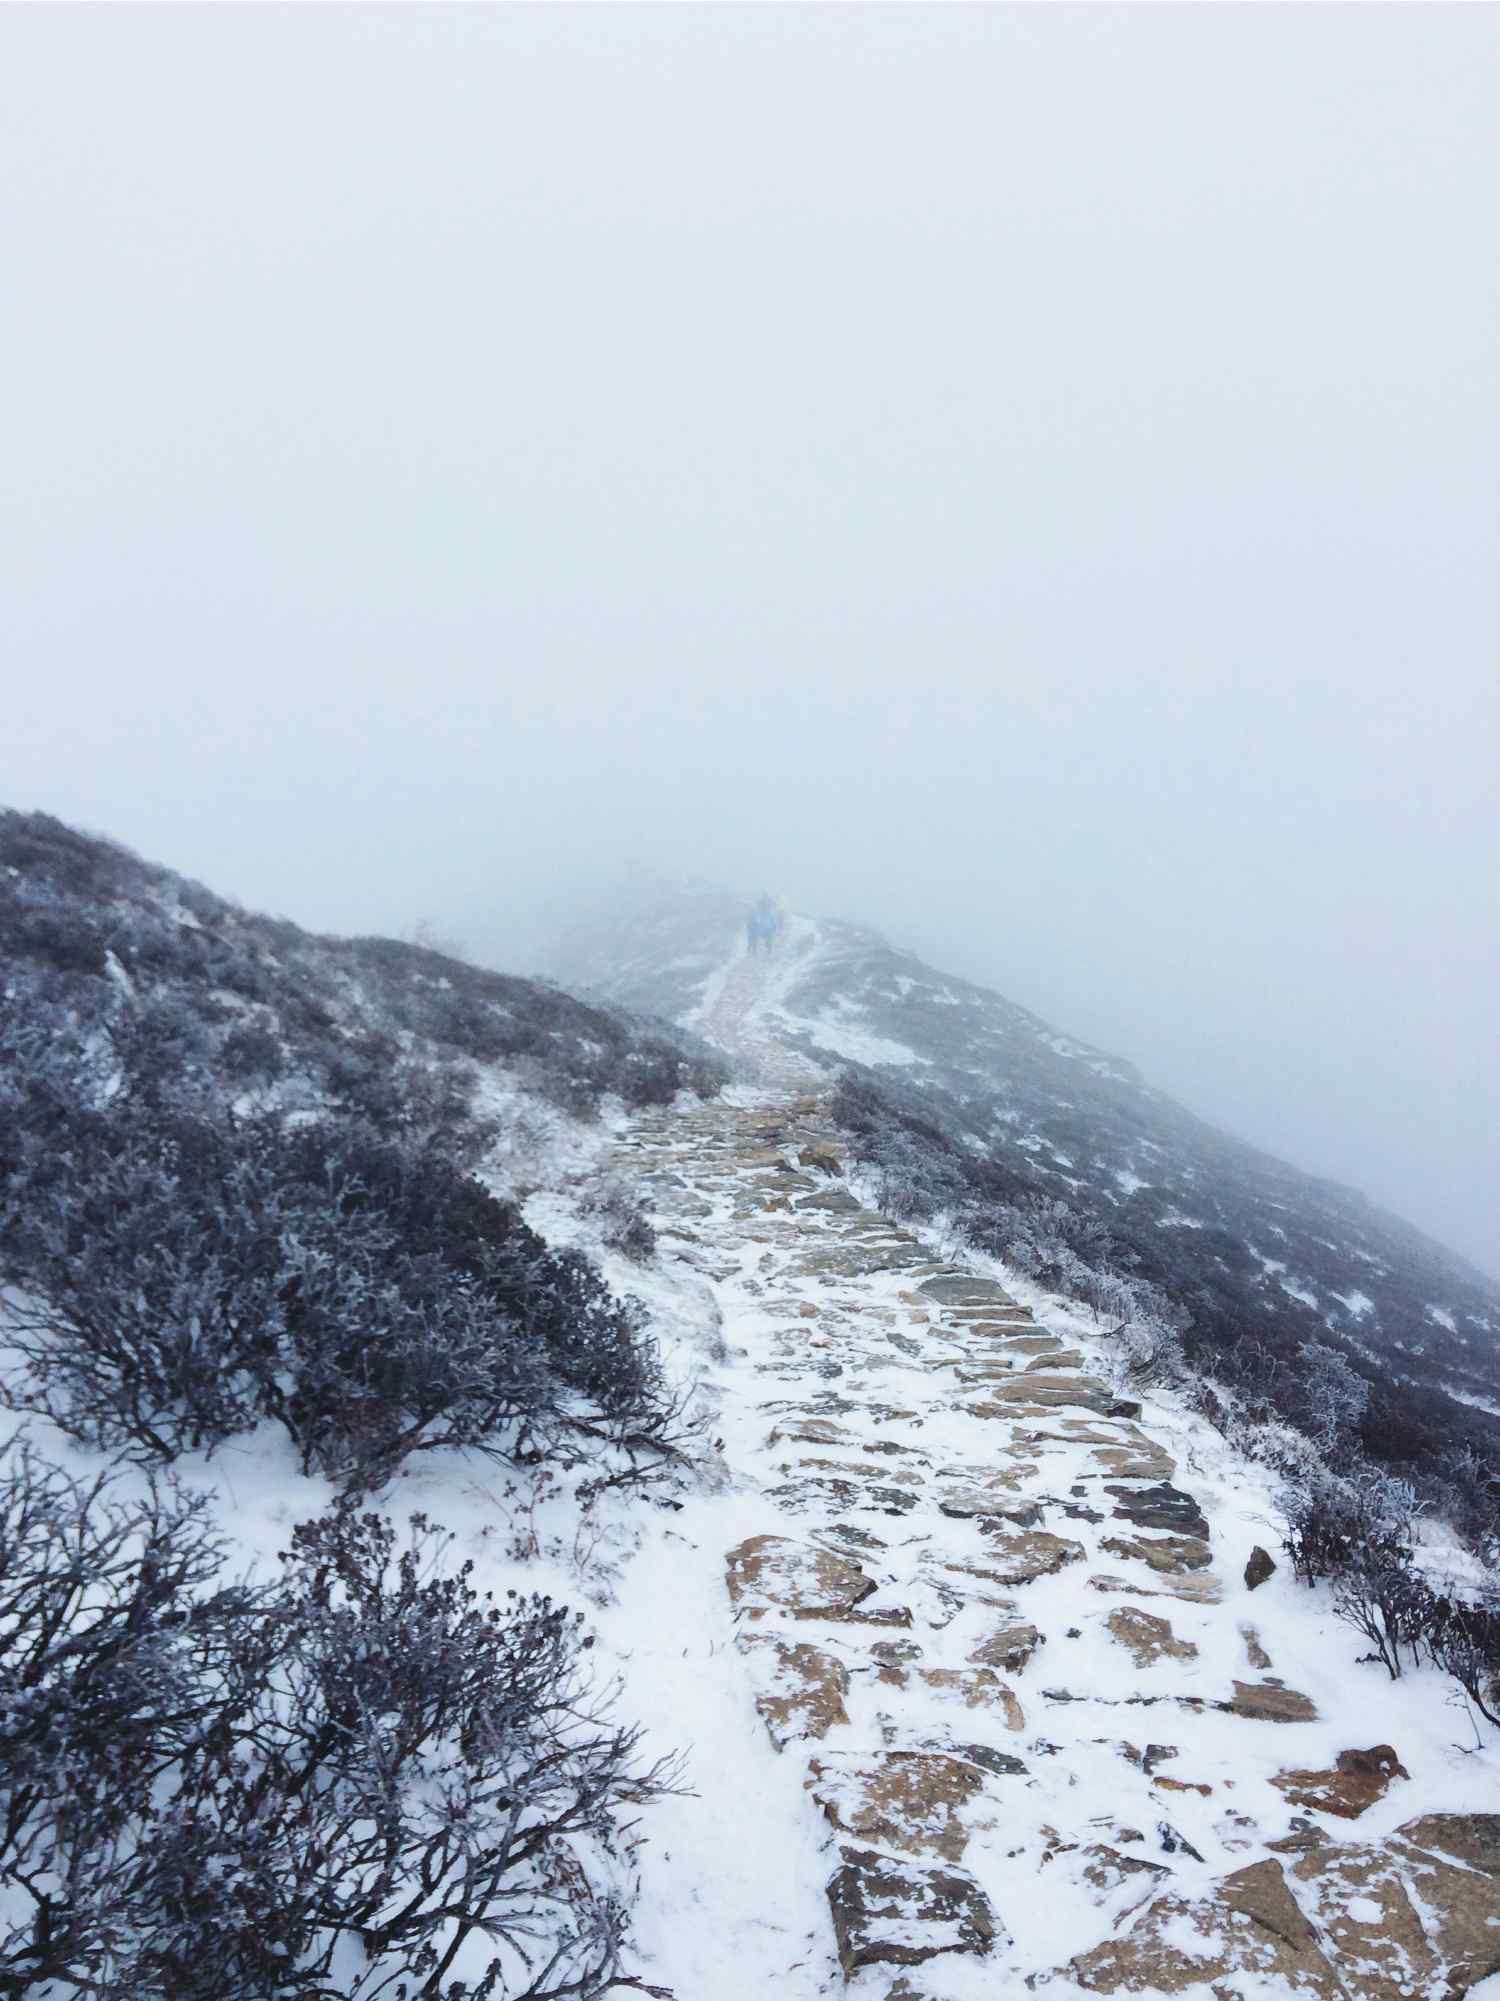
top-left (736, 1634), bottom-right (851, 1750)
top-left (1100, 1531), bottom-right (1213, 1576)
top-left (1080, 1843), bottom-right (1172, 1898)
top-left (826, 1845), bottom-right (1001, 1975)
top-left (798, 1141), bottom-right (845, 1175)
top-left (868, 1636), bottom-right (924, 1687)
top-left (1091, 1441), bottom-right (1176, 1482)
top-left (1064, 1856), bottom-right (1339, 1996)
top-left (916, 1668), bottom-right (1025, 1730)
top-left (766, 1474), bottom-right (921, 1518)
top-left (1244, 1544), bottom-right (1277, 1590)
top-left (1290, 1839), bottom-right (1437, 1997)
top-left (891, 1735), bottom-right (1028, 1779)
top-left (971, 1376), bottom-right (1136, 1418)
top-left (1105, 1482), bottom-right (1211, 1540)
top-left (1105, 1606), bottom-right (1198, 1667)
top-left (1222, 1678), bottom-right (1319, 1723)
top-left (814, 1522), bottom-right (888, 1558)
top-left (1271, 1745), bottom-right (1409, 1821)
top-left (1392, 1814), bottom-right (1500, 1993)
top-left (1120, 1740), bottom-right (1178, 1775)
top-left (1240, 1622), bottom-right (1273, 1669)
top-left (807, 1751), bottom-right (989, 1863)
top-left (919, 1275), bottom-right (1020, 1308)
top-left (796, 1187), bottom-right (863, 1214)
top-left (766, 1416), bottom-right (851, 1447)
top-left (1088, 1570), bottom-right (1223, 1606)
top-left (946, 1530), bottom-right (1086, 1588)
top-left (936, 1459), bottom-right (1037, 1491)
top-left (968, 1621), bottom-right (1044, 1674)
top-left (1025, 1349), bottom-right (1086, 1372)
top-left (937, 1488), bottom-right (1043, 1529)
top-left (725, 1534), bottom-right (876, 1620)
top-left (1198, 1817), bottom-right (1500, 2000)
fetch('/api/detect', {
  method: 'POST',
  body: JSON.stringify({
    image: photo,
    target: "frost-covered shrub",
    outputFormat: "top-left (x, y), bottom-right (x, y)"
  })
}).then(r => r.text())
top-left (1107, 1305), bottom-right (1193, 1390)
top-left (219, 1020), bottom-right (285, 1082)
top-left (582, 1181), bottom-right (659, 1265)
top-left (0, 1463), bottom-right (672, 2001)
top-left (1332, 1556), bottom-right (1434, 1680)
top-left (1281, 1464), bottom-right (1420, 1588)
top-left (1428, 1595), bottom-right (1500, 1728)
top-left (0, 1447), bottom-right (269, 1997)
top-left (1, 1090), bottom-right (673, 1484)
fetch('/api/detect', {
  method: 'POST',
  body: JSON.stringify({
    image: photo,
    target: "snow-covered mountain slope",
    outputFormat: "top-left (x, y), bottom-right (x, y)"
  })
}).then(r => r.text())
top-left (553, 895), bottom-right (1500, 1493)
top-left (590, 1091), bottom-right (1500, 1998)
top-left (7, 818), bottom-right (1500, 2000)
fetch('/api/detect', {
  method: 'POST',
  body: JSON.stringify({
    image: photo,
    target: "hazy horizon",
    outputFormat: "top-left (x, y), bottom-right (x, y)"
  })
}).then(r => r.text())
top-left (3, 7), bottom-right (1497, 1278)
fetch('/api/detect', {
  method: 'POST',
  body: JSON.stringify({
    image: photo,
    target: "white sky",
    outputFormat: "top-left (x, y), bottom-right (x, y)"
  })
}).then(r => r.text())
top-left (2, 6), bottom-right (1497, 1276)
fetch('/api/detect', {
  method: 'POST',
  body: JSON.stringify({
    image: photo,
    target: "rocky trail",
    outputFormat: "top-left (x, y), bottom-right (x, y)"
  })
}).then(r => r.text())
top-left (603, 1081), bottom-right (1500, 2001)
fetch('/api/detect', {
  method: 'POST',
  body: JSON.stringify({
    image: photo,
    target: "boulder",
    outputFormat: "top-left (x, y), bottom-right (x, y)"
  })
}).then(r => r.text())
top-left (1105, 1482), bottom-right (1211, 1541)
top-left (1245, 1544), bottom-right (1278, 1590)
top-left (826, 1845), bottom-right (1001, 1975)
top-left (1105, 1606), bottom-right (1199, 1667)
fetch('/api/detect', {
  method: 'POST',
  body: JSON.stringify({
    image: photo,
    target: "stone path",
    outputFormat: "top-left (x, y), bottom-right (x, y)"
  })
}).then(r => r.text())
top-left (609, 1090), bottom-right (1500, 1997)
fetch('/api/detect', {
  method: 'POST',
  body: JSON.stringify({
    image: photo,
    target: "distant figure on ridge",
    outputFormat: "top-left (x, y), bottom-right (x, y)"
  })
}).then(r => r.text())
top-left (747, 892), bottom-right (782, 956)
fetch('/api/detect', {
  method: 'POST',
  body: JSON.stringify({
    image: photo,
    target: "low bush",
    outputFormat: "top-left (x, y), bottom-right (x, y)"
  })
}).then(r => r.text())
top-left (582, 1182), bottom-right (659, 1266)
top-left (0, 1457), bottom-right (675, 2001)
top-left (1, 1085), bottom-right (676, 1486)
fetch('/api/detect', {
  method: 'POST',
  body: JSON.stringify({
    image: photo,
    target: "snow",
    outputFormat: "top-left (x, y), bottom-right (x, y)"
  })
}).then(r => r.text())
top-left (12, 906), bottom-right (1500, 1999)
top-left (800, 1014), bottom-right (923, 1068)
top-left (1428, 1303), bottom-right (1458, 1333)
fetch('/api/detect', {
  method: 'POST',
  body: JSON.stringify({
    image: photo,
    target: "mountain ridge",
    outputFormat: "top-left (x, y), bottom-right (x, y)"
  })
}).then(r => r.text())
top-left (551, 890), bottom-right (1500, 1497)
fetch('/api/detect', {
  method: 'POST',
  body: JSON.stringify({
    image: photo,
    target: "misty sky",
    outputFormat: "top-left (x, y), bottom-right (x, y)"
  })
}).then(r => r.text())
top-left (3, 7), bottom-right (1497, 1277)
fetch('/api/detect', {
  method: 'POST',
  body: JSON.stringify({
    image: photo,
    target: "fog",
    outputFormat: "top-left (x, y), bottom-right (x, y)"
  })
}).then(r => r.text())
top-left (2, 8), bottom-right (1496, 1276)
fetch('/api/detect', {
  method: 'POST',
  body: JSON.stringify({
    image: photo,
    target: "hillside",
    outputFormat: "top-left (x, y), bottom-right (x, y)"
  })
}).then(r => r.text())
top-left (3, 820), bottom-right (1500, 2000)
top-left (553, 890), bottom-right (1500, 1511)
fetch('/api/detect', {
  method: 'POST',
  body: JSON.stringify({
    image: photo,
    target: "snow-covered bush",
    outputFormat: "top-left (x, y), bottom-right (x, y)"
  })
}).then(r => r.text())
top-left (0, 1466), bottom-right (671, 2000)
top-left (1281, 1463), bottom-right (1420, 1588)
top-left (581, 1180), bottom-right (659, 1265)
top-left (0, 1092), bottom-right (673, 1485)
